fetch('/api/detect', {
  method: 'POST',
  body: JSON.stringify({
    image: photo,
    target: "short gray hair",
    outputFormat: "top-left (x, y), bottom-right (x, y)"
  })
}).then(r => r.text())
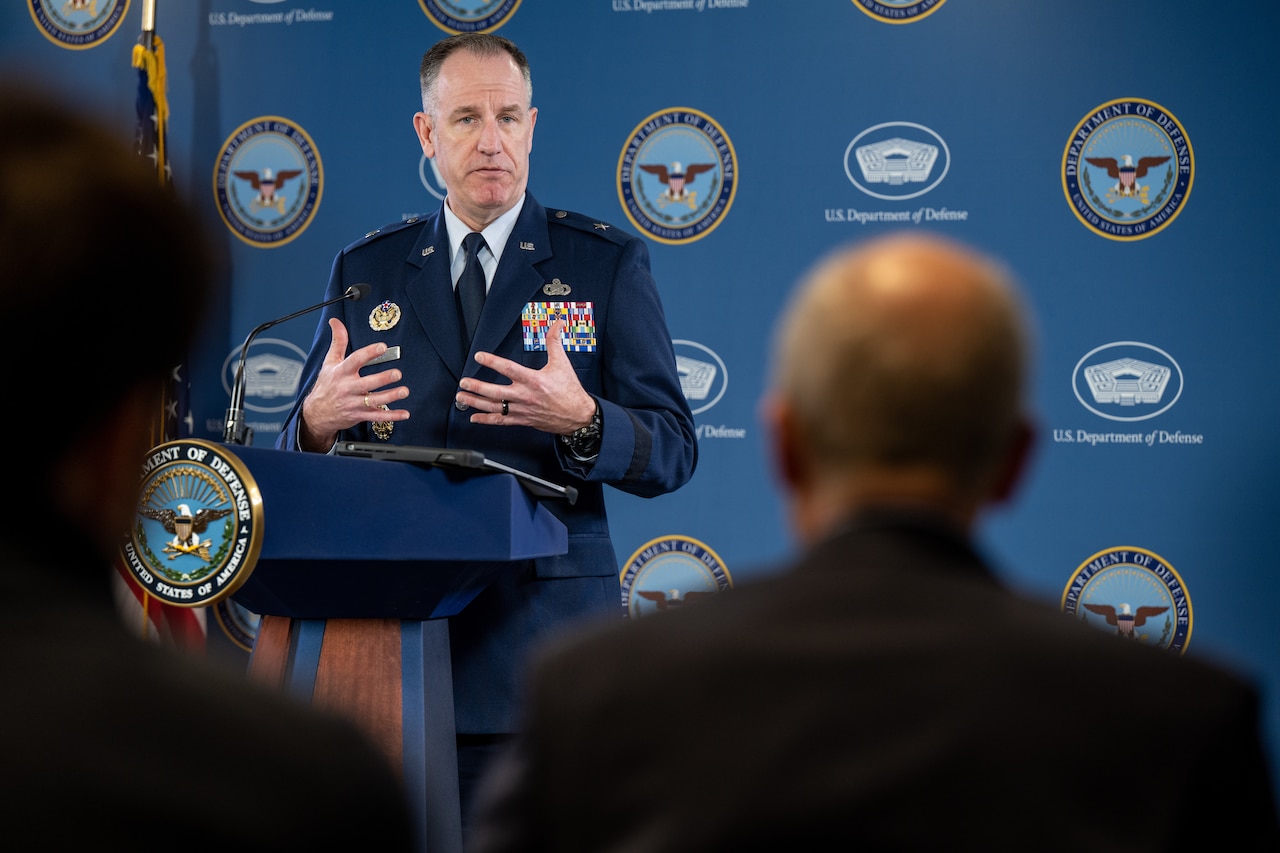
top-left (419, 33), bottom-right (533, 116)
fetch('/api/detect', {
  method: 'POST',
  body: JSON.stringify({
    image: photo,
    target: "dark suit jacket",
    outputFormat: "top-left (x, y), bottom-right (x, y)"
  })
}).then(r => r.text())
top-left (0, 516), bottom-right (415, 850)
top-left (468, 509), bottom-right (1280, 852)
top-left (276, 193), bottom-right (696, 733)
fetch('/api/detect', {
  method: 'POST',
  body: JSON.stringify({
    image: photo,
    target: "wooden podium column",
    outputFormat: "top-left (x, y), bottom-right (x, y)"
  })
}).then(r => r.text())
top-left (224, 445), bottom-right (569, 853)
top-left (249, 614), bottom-right (461, 853)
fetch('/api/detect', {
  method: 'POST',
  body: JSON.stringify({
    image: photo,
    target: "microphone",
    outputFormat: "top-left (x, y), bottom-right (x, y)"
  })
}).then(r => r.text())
top-left (222, 283), bottom-right (371, 445)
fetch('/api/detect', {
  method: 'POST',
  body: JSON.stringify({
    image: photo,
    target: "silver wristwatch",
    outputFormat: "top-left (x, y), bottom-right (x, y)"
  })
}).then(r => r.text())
top-left (559, 401), bottom-right (602, 459)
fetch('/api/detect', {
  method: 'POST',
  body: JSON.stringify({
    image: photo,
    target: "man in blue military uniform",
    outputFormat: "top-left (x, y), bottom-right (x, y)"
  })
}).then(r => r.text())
top-left (275, 32), bottom-right (697, 827)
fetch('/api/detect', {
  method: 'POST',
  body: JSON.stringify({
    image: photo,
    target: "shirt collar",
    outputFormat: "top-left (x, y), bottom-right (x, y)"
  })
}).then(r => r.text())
top-left (443, 194), bottom-right (525, 267)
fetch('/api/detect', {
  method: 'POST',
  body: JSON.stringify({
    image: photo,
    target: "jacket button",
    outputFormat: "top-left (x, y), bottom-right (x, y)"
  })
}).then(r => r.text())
top-left (455, 399), bottom-right (469, 411)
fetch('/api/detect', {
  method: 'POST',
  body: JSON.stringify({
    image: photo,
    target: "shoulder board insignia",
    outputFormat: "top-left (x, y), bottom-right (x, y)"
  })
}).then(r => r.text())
top-left (547, 209), bottom-right (629, 245)
top-left (351, 217), bottom-right (422, 249)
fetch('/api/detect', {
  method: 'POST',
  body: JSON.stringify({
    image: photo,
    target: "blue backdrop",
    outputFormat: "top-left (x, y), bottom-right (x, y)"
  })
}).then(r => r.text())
top-left (5, 0), bottom-right (1278, 798)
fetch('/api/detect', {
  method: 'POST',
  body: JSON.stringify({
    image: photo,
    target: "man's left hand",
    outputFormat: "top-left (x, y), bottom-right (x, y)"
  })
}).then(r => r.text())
top-left (456, 320), bottom-right (596, 434)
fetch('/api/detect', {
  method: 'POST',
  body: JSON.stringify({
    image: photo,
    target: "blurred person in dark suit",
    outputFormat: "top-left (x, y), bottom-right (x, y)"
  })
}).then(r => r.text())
top-left (466, 232), bottom-right (1280, 851)
top-left (0, 82), bottom-right (415, 849)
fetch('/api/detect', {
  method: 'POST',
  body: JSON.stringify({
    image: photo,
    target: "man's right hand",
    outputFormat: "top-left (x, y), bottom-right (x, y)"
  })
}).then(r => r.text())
top-left (298, 317), bottom-right (410, 452)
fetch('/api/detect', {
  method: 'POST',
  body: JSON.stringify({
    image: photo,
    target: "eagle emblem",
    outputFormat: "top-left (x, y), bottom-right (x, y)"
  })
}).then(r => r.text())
top-left (1083, 602), bottom-right (1170, 639)
top-left (369, 300), bottom-right (401, 331)
top-left (639, 161), bottom-right (715, 209)
top-left (138, 502), bottom-right (232, 562)
top-left (1084, 154), bottom-right (1171, 204)
top-left (233, 167), bottom-right (303, 214)
top-left (636, 589), bottom-right (715, 611)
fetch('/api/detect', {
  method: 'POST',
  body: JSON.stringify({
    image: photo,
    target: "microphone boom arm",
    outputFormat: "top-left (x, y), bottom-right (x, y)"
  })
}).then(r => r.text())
top-left (222, 283), bottom-right (370, 445)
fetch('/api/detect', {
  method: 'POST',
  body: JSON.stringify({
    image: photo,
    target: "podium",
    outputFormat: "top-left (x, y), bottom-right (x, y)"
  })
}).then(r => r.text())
top-left (225, 445), bottom-right (568, 853)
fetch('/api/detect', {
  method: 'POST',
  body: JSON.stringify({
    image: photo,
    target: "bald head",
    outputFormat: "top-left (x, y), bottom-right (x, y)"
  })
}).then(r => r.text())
top-left (767, 233), bottom-right (1033, 532)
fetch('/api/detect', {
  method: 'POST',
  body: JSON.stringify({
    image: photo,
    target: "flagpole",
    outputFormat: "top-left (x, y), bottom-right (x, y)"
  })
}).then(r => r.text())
top-left (141, 0), bottom-right (156, 44)
top-left (133, 0), bottom-right (174, 643)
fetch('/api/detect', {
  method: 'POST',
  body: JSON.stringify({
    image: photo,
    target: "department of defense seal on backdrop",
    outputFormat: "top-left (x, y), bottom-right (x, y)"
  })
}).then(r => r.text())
top-left (419, 0), bottom-right (521, 33)
top-left (1061, 546), bottom-right (1192, 653)
top-left (621, 535), bottom-right (732, 618)
top-left (27, 0), bottom-right (129, 49)
top-left (618, 107), bottom-right (737, 245)
top-left (120, 440), bottom-right (264, 608)
top-left (213, 115), bottom-right (323, 248)
top-left (1062, 98), bottom-right (1194, 241)
top-left (852, 0), bottom-right (948, 24)
top-left (213, 597), bottom-right (260, 653)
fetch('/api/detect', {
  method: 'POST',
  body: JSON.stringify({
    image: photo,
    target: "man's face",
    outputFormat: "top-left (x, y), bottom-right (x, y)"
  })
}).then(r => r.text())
top-left (413, 50), bottom-right (536, 231)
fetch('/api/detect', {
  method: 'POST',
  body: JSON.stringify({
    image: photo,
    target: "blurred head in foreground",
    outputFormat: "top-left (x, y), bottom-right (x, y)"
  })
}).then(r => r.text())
top-left (0, 82), bottom-right (214, 556)
top-left (763, 232), bottom-right (1035, 542)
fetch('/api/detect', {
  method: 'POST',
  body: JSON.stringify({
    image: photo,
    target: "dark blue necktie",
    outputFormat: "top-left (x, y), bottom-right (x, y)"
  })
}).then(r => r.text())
top-left (457, 231), bottom-right (488, 343)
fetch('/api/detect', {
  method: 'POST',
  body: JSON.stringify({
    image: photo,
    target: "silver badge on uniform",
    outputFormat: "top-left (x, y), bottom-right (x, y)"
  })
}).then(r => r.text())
top-left (543, 278), bottom-right (571, 296)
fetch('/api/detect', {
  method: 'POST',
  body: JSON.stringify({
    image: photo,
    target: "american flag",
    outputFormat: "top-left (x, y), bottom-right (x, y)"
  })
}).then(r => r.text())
top-left (132, 24), bottom-right (186, 445)
top-left (133, 29), bottom-right (171, 190)
top-left (115, 16), bottom-right (208, 652)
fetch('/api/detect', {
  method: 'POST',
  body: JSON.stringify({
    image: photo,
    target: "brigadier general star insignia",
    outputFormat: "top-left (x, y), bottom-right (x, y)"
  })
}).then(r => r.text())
top-left (370, 300), bottom-right (401, 331)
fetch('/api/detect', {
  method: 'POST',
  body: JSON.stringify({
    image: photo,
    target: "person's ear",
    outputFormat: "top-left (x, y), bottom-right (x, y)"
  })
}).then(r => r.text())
top-left (989, 417), bottom-right (1035, 505)
top-left (761, 394), bottom-right (808, 494)
top-left (412, 112), bottom-right (436, 158)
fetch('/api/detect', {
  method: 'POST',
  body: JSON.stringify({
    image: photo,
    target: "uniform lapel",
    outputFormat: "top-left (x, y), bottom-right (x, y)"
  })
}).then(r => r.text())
top-left (465, 194), bottom-right (553, 375)
top-left (403, 209), bottom-right (466, 380)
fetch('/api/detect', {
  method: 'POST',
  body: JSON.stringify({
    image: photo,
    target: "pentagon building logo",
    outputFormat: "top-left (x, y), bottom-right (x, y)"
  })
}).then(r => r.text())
top-left (845, 122), bottom-right (950, 200)
top-left (221, 337), bottom-right (309, 415)
top-left (1072, 341), bottom-right (1183, 422)
top-left (673, 340), bottom-right (727, 415)
top-left (1083, 357), bottom-right (1169, 406)
top-left (678, 356), bottom-right (716, 401)
top-left (854, 137), bottom-right (937, 187)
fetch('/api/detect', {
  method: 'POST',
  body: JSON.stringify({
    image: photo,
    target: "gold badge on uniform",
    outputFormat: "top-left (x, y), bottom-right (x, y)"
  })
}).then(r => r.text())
top-left (372, 405), bottom-right (394, 441)
top-left (370, 300), bottom-right (401, 331)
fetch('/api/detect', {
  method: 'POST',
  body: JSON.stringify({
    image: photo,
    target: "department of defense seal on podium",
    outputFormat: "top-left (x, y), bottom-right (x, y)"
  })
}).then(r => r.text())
top-left (120, 439), bottom-right (264, 608)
